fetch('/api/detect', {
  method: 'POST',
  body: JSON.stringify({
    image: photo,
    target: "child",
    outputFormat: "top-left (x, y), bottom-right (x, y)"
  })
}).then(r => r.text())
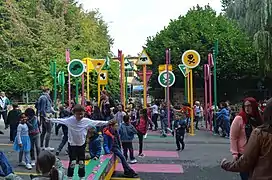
top-left (33, 150), bottom-right (66, 180)
top-left (103, 120), bottom-right (138, 178)
top-left (25, 108), bottom-right (40, 166)
top-left (13, 113), bottom-right (32, 170)
top-left (47, 104), bottom-right (108, 180)
top-left (7, 104), bottom-right (21, 142)
top-left (119, 115), bottom-right (137, 164)
top-left (135, 109), bottom-right (153, 157)
top-left (114, 104), bottom-right (126, 127)
top-left (173, 111), bottom-right (187, 151)
top-left (87, 126), bottom-right (101, 160)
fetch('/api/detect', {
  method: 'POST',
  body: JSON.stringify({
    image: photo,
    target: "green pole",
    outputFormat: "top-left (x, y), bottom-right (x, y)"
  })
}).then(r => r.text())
top-left (53, 61), bottom-right (57, 109)
top-left (184, 77), bottom-right (187, 103)
top-left (61, 72), bottom-right (65, 105)
top-left (213, 40), bottom-right (219, 127)
top-left (125, 71), bottom-right (128, 105)
top-left (75, 78), bottom-right (79, 104)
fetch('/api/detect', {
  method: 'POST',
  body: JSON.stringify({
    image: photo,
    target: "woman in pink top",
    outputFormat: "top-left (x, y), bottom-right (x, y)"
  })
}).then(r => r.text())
top-left (230, 97), bottom-right (262, 180)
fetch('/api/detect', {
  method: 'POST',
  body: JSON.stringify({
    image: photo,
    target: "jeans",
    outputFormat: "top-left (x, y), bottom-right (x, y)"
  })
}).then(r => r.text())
top-left (40, 116), bottom-right (52, 148)
top-left (0, 111), bottom-right (8, 127)
top-left (175, 134), bottom-right (185, 150)
top-left (30, 134), bottom-right (40, 161)
top-left (122, 142), bottom-right (135, 161)
top-left (224, 120), bottom-right (230, 136)
top-left (240, 172), bottom-right (249, 180)
top-left (67, 144), bottom-right (86, 178)
top-left (151, 114), bottom-right (158, 130)
top-left (112, 147), bottom-right (134, 173)
top-left (195, 116), bottom-right (201, 129)
top-left (0, 151), bottom-right (13, 177)
top-left (9, 124), bottom-right (17, 142)
top-left (161, 119), bottom-right (168, 135)
top-left (19, 151), bottom-right (30, 164)
top-left (137, 132), bottom-right (144, 155)
top-left (57, 128), bottom-right (68, 152)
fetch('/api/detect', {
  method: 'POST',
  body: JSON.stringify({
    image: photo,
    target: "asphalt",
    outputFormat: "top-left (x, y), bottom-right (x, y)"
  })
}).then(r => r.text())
top-left (0, 128), bottom-right (240, 180)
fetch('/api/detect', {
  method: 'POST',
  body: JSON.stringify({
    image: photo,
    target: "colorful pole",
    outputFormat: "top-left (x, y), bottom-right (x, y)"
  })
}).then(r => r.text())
top-left (121, 54), bottom-right (126, 107)
top-left (98, 82), bottom-right (101, 105)
top-left (189, 69), bottom-right (194, 135)
top-left (213, 40), bottom-right (219, 126)
top-left (184, 77), bottom-right (187, 102)
top-left (81, 73), bottom-right (84, 105)
top-left (166, 49), bottom-right (170, 128)
top-left (208, 54), bottom-right (213, 131)
top-left (118, 50), bottom-right (123, 105)
top-left (75, 79), bottom-right (79, 104)
top-left (187, 73), bottom-right (190, 104)
top-left (125, 70), bottom-right (128, 105)
top-left (204, 64), bottom-right (208, 129)
top-left (53, 61), bottom-right (57, 109)
top-left (143, 65), bottom-right (147, 108)
top-left (66, 49), bottom-right (71, 107)
top-left (61, 72), bottom-right (65, 106)
top-left (86, 59), bottom-right (90, 101)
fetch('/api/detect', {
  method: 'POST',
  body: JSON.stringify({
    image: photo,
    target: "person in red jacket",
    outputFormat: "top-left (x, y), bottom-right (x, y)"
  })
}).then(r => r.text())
top-left (136, 109), bottom-right (153, 157)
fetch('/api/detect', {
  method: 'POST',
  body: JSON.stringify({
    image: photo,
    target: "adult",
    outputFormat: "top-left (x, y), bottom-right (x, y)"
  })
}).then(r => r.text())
top-left (100, 90), bottom-right (112, 121)
top-left (0, 92), bottom-right (10, 129)
top-left (37, 87), bottom-right (55, 151)
top-left (228, 97), bottom-right (263, 180)
top-left (221, 97), bottom-right (272, 180)
top-left (216, 102), bottom-right (230, 138)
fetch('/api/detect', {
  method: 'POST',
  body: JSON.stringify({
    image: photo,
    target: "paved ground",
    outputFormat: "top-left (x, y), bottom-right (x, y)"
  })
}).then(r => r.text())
top-left (0, 128), bottom-right (240, 180)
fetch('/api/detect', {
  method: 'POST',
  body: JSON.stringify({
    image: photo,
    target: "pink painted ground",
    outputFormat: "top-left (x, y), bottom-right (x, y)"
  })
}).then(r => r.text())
top-left (134, 150), bottom-right (179, 158)
top-left (116, 163), bottom-right (183, 173)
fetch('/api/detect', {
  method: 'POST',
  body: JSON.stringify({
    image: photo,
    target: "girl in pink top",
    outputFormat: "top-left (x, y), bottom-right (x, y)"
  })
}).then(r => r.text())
top-left (230, 97), bottom-right (262, 180)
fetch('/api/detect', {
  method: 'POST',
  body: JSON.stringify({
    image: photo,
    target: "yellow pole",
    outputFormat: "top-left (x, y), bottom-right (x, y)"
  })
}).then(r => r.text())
top-left (98, 82), bottom-right (101, 105)
top-left (190, 69), bottom-right (195, 135)
top-left (187, 72), bottom-right (190, 103)
top-left (143, 65), bottom-right (147, 108)
top-left (86, 59), bottom-right (90, 100)
top-left (102, 85), bottom-right (105, 91)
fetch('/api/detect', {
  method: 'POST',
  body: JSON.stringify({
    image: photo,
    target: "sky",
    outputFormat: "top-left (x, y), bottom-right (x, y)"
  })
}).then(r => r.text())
top-left (77, 0), bottom-right (222, 56)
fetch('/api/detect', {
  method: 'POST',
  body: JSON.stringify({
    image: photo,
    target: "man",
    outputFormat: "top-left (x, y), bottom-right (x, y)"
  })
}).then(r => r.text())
top-left (0, 92), bottom-right (10, 129)
top-left (37, 87), bottom-right (55, 151)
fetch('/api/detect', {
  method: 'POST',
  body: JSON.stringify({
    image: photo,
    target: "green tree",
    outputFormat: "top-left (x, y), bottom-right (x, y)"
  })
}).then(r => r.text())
top-left (0, 0), bottom-right (119, 99)
top-left (145, 5), bottom-right (256, 89)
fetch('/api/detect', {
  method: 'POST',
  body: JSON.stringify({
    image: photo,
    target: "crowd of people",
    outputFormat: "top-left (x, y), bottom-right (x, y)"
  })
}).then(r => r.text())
top-left (1, 86), bottom-right (272, 180)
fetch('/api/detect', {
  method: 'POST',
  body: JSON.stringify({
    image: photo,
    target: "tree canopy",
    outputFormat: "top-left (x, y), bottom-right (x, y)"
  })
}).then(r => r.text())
top-left (0, 0), bottom-right (119, 98)
top-left (145, 5), bottom-right (257, 90)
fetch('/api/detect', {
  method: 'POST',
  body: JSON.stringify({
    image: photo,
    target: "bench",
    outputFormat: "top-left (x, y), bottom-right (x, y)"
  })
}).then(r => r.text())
top-left (61, 154), bottom-right (117, 180)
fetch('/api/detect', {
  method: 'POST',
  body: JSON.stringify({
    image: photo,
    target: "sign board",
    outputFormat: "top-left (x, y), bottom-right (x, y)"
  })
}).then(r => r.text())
top-left (136, 49), bottom-right (152, 65)
top-left (68, 59), bottom-right (85, 77)
top-left (182, 50), bottom-right (201, 69)
top-left (158, 70), bottom-right (175, 88)
top-left (98, 70), bottom-right (108, 85)
top-left (178, 64), bottom-right (189, 77)
top-left (82, 58), bottom-right (94, 72)
top-left (58, 71), bottom-right (65, 86)
top-left (124, 58), bottom-right (133, 71)
top-left (137, 70), bottom-right (153, 82)
top-left (158, 64), bottom-right (172, 74)
top-left (91, 59), bottom-right (105, 73)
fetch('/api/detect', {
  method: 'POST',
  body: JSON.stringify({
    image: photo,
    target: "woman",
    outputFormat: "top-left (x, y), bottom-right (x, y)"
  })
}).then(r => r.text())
top-left (216, 102), bottom-right (230, 138)
top-left (228, 97), bottom-right (262, 180)
top-left (221, 97), bottom-right (272, 180)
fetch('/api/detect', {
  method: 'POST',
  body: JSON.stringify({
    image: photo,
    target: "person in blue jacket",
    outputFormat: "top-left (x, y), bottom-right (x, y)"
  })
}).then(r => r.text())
top-left (216, 102), bottom-right (230, 138)
top-left (88, 126), bottom-right (101, 160)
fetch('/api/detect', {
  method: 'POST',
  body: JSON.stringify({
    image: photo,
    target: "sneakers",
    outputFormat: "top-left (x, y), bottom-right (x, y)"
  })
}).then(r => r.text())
top-left (31, 160), bottom-right (35, 166)
top-left (124, 171), bottom-right (139, 178)
top-left (176, 148), bottom-right (181, 151)
top-left (130, 159), bottom-right (137, 164)
top-left (138, 153), bottom-right (144, 157)
top-left (18, 161), bottom-right (26, 166)
top-left (56, 151), bottom-right (60, 156)
top-left (26, 163), bottom-right (32, 170)
top-left (44, 147), bottom-right (55, 151)
top-left (144, 134), bottom-right (147, 139)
